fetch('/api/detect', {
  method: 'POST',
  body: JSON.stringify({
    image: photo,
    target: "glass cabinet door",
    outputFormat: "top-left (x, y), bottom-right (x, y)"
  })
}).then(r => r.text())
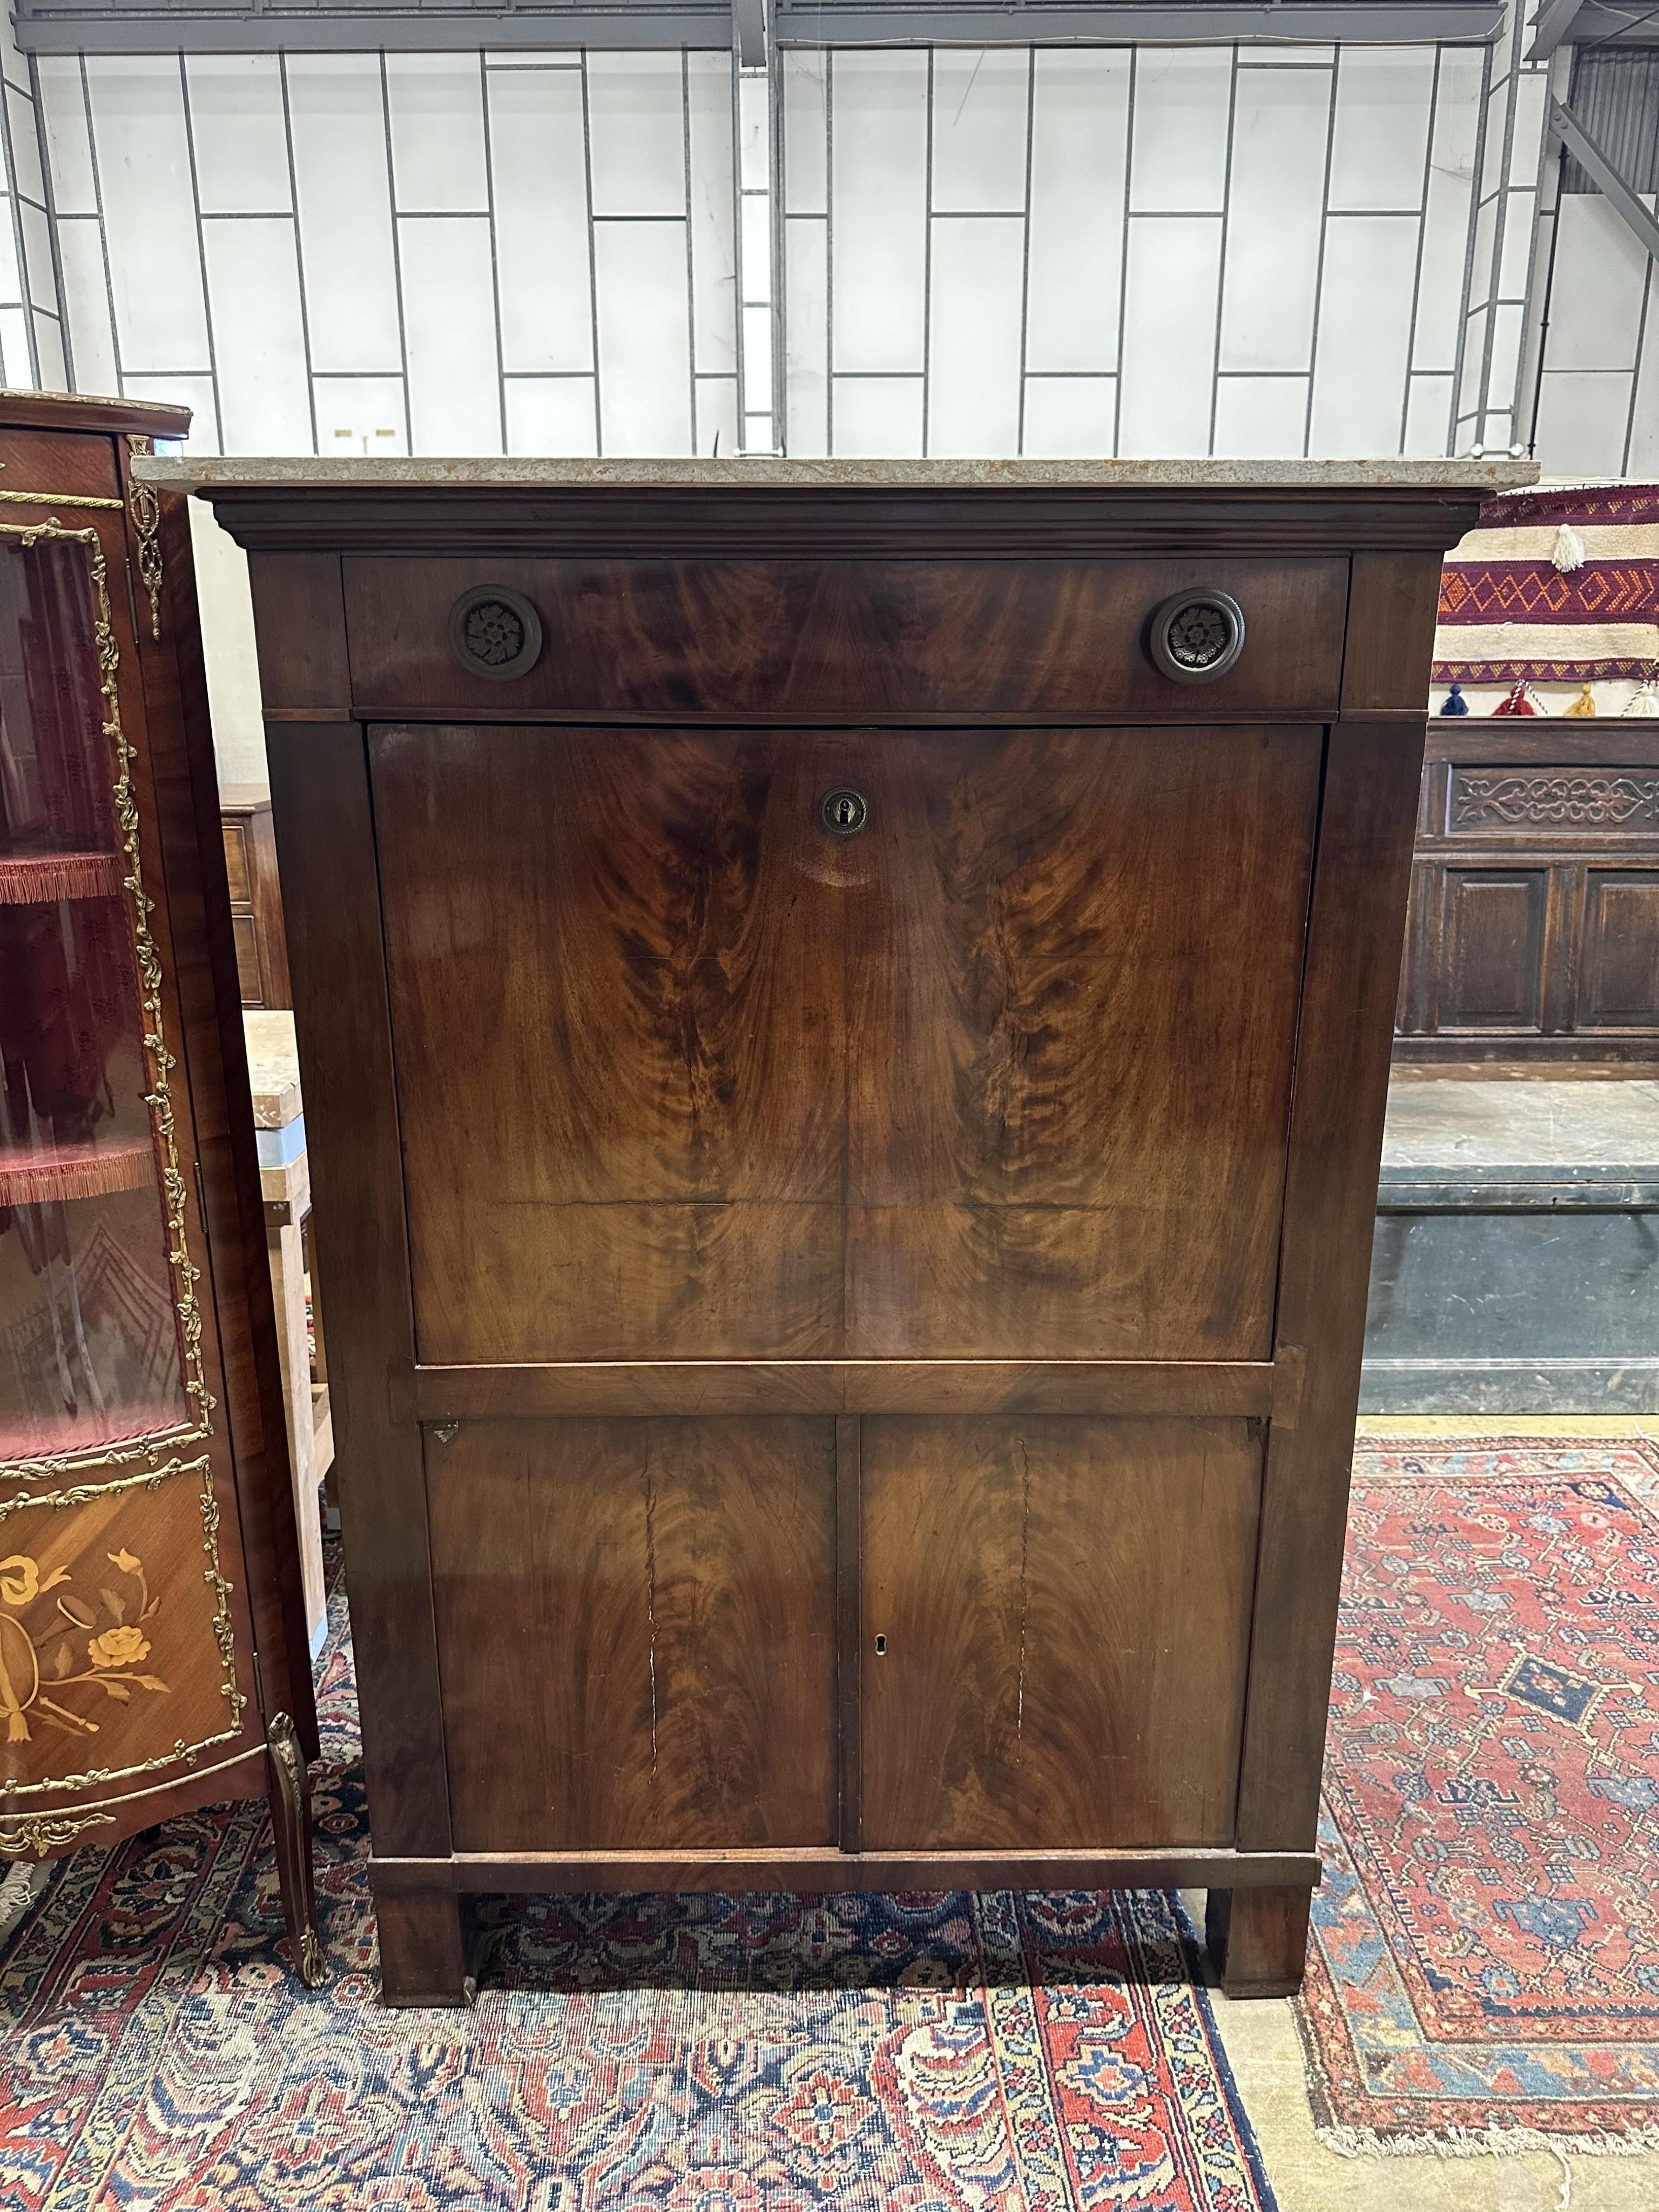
top-left (0, 532), bottom-right (187, 1462)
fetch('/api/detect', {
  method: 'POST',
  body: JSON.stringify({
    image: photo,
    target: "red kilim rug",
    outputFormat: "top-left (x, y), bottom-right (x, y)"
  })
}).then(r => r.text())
top-left (1299, 1437), bottom-right (1659, 2150)
top-left (0, 1543), bottom-right (1276, 2210)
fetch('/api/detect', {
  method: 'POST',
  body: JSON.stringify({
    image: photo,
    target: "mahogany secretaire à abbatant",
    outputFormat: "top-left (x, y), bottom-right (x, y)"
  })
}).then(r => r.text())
top-left (147, 455), bottom-right (1535, 2006)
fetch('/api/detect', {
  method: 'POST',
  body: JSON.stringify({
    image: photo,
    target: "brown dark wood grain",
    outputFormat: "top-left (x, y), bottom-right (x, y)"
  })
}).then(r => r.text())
top-left (410, 1359), bottom-right (1280, 1419)
top-left (427, 1417), bottom-right (838, 1852)
top-left (343, 557), bottom-right (1345, 724)
top-left (219, 788), bottom-right (291, 1008)
top-left (265, 715), bottom-right (453, 1860)
top-left (376, 1845), bottom-right (1323, 1893)
top-left (372, 723), bottom-right (1318, 1367)
top-left (860, 1415), bottom-right (1263, 1850)
top-left (1235, 720), bottom-right (1425, 1874)
top-left (205, 471), bottom-right (1468, 2002)
top-left (1204, 1885), bottom-right (1314, 1999)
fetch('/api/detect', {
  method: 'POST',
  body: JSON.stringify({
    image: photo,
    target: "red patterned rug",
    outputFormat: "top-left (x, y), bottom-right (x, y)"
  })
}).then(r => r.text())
top-left (0, 1547), bottom-right (1276, 2210)
top-left (1300, 1437), bottom-right (1659, 2150)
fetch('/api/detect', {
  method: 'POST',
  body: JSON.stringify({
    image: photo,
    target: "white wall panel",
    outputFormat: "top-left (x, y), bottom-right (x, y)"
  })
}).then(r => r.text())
top-left (1543, 194), bottom-right (1651, 373)
top-left (400, 214), bottom-right (503, 454)
top-left (1412, 52), bottom-right (1480, 374)
top-left (1625, 332), bottom-right (1659, 476)
top-left (1213, 376), bottom-right (1309, 456)
top-left (927, 216), bottom-right (1023, 454)
top-left (1534, 369), bottom-right (1632, 476)
top-left (286, 55), bottom-right (402, 376)
top-left (594, 218), bottom-right (692, 454)
top-left (505, 375), bottom-right (598, 455)
top-left (931, 49), bottom-right (1029, 214)
top-left (83, 57), bottom-right (210, 372)
top-left (1117, 214), bottom-right (1221, 455)
top-left (6, 84), bottom-right (44, 207)
top-left (695, 375), bottom-right (738, 456)
top-left (1327, 48), bottom-right (1435, 213)
top-left (784, 50), bottom-right (827, 215)
top-left (831, 50), bottom-right (927, 374)
top-left (18, 203), bottom-right (54, 316)
top-left (1310, 213), bottom-right (1417, 453)
top-left (1218, 66), bottom-right (1330, 374)
top-left (0, 302), bottom-right (30, 388)
top-left (1402, 372), bottom-right (1454, 456)
top-left (56, 217), bottom-right (116, 392)
top-left (833, 374), bottom-right (923, 456)
top-left (313, 375), bottom-right (406, 455)
top-left (1025, 50), bottom-right (1127, 375)
top-left (36, 58), bottom-right (95, 215)
top-left (185, 57), bottom-right (290, 214)
top-left (587, 52), bottom-right (686, 218)
top-left (387, 55), bottom-right (489, 214)
top-left (1129, 49), bottom-right (1231, 213)
top-left (0, 206), bottom-right (22, 308)
top-left (687, 52), bottom-right (737, 375)
top-left (123, 374), bottom-right (219, 450)
top-left (1022, 374), bottom-right (1114, 456)
top-left (33, 312), bottom-right (65, 392)
top-left (203, 216), bottom-right (311, 452)
top-left (488, 65), bottom-right (593, 375)
top-left (785, 214), bottom-right (828, 456)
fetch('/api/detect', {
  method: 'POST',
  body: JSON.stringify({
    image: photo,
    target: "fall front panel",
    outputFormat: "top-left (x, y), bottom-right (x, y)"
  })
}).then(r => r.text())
top-left (370, 723), bottom-right (1321, 1366)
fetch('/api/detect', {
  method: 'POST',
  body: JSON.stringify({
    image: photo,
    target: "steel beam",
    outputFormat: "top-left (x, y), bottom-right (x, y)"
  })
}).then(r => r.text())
top-left (1548, 95), bottom-right (1659, 265)
top-left (10, 0), bottom-right (1506, 55)
top-left (1526, 0), bottom-right (1584, 59)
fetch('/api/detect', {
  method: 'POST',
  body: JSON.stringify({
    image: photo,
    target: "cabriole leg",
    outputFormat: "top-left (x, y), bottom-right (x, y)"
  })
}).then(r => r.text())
top-left (266, 1709), bottom-right (326, 1988)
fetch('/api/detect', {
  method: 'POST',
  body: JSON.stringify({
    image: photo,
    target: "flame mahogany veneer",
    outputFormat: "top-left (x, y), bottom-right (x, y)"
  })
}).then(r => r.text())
top-left (171, 459), bottom-right (1528, 2006)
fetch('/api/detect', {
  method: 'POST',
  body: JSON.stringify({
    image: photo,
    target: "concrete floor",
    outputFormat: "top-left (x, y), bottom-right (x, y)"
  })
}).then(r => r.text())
top-left (1211, 1417), bottom-right (1659, 2212)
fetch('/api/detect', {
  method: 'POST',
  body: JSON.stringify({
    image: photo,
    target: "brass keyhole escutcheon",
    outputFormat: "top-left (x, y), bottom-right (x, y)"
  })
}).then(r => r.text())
top-left (821, 787), bottom-right (869, 837)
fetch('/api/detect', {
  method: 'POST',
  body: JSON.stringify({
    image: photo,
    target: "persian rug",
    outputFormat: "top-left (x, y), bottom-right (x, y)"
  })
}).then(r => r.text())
top-left (1299, 1436), bottom-right (1659, 2153)
top-left (0, 1558), bottom-right (1274, 2210)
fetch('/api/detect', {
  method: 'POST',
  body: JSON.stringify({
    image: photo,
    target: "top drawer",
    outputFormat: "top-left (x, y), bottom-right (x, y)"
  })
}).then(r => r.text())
top-left (342, 555), bottom-right (1349, 721)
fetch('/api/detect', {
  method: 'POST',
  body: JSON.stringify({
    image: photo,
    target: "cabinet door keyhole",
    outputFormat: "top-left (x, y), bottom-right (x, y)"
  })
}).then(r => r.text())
top-left (821, 787), bottom-right (869, 837)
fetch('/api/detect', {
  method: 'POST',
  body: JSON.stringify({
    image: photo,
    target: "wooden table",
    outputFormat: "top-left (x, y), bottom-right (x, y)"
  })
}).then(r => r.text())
top-left (156, 455), bottom-right (1534, 2006)
top-left (244, 1010), bottom-right (332, 1652)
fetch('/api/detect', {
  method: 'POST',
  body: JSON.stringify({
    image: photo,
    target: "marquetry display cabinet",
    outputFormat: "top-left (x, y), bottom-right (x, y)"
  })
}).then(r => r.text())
top-left (164, 455), bottom-right (1533, 2006)
top-left (0, 393), bottom-right (320, 1983)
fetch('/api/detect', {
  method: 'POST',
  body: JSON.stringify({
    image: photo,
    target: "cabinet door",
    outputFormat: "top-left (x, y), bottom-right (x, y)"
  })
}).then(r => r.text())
top-left (0, 520), bottom-right (258, 1850)
top-left (1436, 866), bottom-right (1549, 1032)
top-left (1579, 870), bottom-right (1659, 1029)
top-left (860, 1415), bottom-right (1263, 1849)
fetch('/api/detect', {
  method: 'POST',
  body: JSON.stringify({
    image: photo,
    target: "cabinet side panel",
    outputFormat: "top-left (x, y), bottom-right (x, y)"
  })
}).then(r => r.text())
top-left (1236, 718), bottom-right (1425, 1852)
top-left (265, 715), bottom-right (453, 1858)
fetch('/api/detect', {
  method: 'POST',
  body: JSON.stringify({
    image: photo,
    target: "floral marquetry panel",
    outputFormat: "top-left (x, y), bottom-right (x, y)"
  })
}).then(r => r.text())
top-left (0, 1458), bottom-right (242, 1802)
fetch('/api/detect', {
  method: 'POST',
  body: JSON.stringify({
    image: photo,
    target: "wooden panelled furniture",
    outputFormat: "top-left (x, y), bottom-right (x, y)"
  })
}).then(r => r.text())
top-left (157, 454), bottom-right (1534, 2006)
top-left (220, 785), bottom-right (291, 1009)
top-left (1397, 715), bottom-right (1659, 1061)
top-left (0, 393), bottom-right (320, 1985)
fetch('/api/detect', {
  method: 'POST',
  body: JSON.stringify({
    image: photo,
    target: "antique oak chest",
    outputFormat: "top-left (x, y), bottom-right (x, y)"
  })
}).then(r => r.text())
top-left (152, 457), bottom-right (1533, 2005)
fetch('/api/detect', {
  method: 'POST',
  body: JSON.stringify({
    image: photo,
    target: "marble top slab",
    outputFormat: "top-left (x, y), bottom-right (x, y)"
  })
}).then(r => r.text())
top-left (137, 456), bottom-right (1539, 493)
top-left (243, 1009), bottom-right (300, 1129)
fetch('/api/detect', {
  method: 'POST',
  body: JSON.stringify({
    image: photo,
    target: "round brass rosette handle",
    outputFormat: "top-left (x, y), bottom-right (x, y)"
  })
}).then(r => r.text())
top-left (448, 585), bottom-right (544, 682)
top-left (1146, 588), bottom-right (1246, 685)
